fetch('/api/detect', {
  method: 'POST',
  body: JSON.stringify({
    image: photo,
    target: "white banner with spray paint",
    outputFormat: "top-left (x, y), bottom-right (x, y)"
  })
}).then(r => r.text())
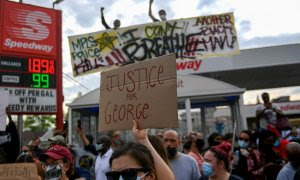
top-left (69, 12), bottom-right (239, 76)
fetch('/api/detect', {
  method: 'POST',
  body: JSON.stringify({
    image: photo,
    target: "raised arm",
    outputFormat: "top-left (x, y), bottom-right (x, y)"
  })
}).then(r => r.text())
top-left (148, 0), bottom-right (159, 22)
top-left (5, 107), bottom-right (20, 163)
top-left (132, 120), bottom-right (175, 180)
top-left (101, 7), bottom-right (111, 29)
top-left (76, 127), bottom-right (90, 146)
top-left (76, 127), bottom-right (98, 155)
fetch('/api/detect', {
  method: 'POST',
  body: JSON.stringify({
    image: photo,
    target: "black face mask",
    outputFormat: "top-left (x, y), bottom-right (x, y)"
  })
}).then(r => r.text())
top-left (99, 147), bottom-right (109, 155)
top-left (196, 139), bottom-right (204, 151)
top-left (211, 141), bottom-right (221, 147)
top-left (166, 147), bottom-right (177, 159)
top-left (261, 143), bottom-right (273, 151)
top-left (97, 143), bottom-right (109, 155)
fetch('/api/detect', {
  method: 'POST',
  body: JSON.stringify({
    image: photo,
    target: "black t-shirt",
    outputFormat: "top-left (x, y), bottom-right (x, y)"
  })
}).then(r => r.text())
top-left (199, 174), bottom-right (243, 180)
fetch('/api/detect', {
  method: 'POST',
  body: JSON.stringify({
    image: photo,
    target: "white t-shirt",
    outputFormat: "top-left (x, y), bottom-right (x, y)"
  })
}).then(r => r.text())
top-left (256, 103), bottom-right (280, 129)
top-left (95, 148), bottom-right (113, 180)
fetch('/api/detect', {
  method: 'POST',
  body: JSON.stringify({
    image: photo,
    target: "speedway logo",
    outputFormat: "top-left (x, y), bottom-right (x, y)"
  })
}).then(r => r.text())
top-left (1, 1), bottom-right (57, 56)
top-left (6, 9), bottom-right (51, 41)
top-left (4, 38), bottom-right (53, 53)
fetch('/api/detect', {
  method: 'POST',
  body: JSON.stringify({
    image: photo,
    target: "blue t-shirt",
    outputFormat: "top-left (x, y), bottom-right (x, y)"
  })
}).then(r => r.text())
top-left (170, 152), bottom-right (201, 180)
top-left (276, 162), bottom-right (297, 180)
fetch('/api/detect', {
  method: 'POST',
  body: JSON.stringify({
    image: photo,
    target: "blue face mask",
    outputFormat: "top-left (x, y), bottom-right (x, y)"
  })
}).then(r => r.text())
top-left (273, 139), bottom-right (280, 147)
top-left (95, 143), bottom-right (104, 151)
top-left (202, 162), bottom-right (214, 177)
top-left (238, 140), bottom-right (249, 149)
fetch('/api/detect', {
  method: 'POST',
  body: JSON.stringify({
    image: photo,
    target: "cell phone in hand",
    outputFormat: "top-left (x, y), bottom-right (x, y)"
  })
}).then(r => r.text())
top-left (77, 119), bottom-right (81, 129)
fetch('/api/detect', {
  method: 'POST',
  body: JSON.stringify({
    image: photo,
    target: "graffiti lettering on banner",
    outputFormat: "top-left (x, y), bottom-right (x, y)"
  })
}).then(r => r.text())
top-left (0, 163), bottom-right (39, 180)
top-left (69, 12), bottom-right (239, 76)
top-left (99, 54), bottom-right (178, 131)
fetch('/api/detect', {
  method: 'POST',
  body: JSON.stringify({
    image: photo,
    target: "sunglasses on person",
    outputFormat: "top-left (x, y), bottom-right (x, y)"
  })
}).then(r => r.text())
top-left (106, 168), bottom-right (150, 180)
top-left (239, 137), bottom-right (249, 142)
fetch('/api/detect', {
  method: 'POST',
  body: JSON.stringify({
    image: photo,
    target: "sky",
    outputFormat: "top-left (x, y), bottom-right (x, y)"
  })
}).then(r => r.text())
top-left (14, 0), bottom-right (300, 109)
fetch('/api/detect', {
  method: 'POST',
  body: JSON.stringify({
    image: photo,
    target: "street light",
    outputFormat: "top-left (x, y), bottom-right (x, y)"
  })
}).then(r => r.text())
top-left (53, 0), bottom-right (64, 9)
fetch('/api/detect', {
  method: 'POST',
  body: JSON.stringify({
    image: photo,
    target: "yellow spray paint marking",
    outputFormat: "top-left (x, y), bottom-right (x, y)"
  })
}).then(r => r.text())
top-left (94, 32), bottom-right (118, 53)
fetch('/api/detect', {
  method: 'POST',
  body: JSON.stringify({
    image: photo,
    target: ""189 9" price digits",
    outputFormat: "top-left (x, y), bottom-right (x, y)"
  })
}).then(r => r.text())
top-left (28, 58), bottom-right (55, 74)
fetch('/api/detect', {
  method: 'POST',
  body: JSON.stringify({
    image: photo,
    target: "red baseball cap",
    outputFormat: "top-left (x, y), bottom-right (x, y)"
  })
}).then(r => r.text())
top-left (40, 145), bottom-right (73, 162)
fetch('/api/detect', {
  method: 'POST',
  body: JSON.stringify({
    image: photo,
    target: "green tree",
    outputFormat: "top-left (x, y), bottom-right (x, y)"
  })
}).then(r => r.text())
top-left (24, 115), bottom-right (56, 132)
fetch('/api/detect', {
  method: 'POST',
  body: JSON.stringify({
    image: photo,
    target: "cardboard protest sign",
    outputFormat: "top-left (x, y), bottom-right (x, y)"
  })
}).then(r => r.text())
top-left (0, 90), bottom-right (9, 131)
top-left (99, 54), bottom-right (178, 131)
top-left (0, 163), bottom-right (39, 180)
top-left (69, 12), bottom-right (239, 76)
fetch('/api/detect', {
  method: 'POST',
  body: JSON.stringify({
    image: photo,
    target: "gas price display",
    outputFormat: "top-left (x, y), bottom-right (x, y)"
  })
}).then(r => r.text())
top-left (0, 56), bottom-right (56, 89)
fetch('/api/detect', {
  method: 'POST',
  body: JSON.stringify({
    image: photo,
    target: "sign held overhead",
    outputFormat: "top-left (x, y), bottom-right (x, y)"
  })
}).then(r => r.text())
top-left (99, 54), bottom-right (178, 131)
top-left (69, 12), bottom-right (239, 76)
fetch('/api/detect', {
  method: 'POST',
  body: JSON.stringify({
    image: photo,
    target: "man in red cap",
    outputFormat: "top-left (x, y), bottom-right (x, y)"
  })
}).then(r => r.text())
top-left (40, 145), bottom-right (74, 180)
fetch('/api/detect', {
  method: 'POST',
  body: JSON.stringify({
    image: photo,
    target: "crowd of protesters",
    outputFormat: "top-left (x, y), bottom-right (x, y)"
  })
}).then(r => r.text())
top-left (1, 92), bottom-right (300, 180)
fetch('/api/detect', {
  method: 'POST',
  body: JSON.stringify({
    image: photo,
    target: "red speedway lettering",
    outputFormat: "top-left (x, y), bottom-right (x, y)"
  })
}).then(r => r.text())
top-left (176, 60), bottom-right (202, 71)
top-left (4, 38), bottom-right (53, 53)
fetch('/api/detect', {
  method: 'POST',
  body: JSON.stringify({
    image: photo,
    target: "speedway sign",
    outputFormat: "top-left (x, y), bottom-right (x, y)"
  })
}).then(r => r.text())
top-left (0, 0), bottom-right (58, 57)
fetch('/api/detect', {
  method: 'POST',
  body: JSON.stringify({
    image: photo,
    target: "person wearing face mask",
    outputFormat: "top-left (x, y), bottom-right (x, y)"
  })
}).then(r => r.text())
top-left (21, 145), bottom-right (34, 156)
top-left (31, 137), bottom-right (44, 157)
top-left (232, 130), bottom-right (264, 180)
top-left (148, 0), bottom-right (167, 22)
top-left (200, 142), bottom-right (243, 180)
top-left (108, 130), bottom-right (124, 150)
top-left (258, 130), bottom-right (284, 180)
top-left (207, 132), bottom-right (223, 148)
top-left (163, 130), bottom-right (200, 180)
top-left (264, 126), bottom-right (290, 160)
top-left (77, 127), bottom-right (113, 180)
top-left (277, 142), bottom-right (300, 180)
top-left (39, 145), bottom-right (74, 180)
top-left (106, 120), bottom-right (175, 180)
top-left (182, 132), bottom-right (205, 174)
top-left (92, 135), bottom-right (113, 180)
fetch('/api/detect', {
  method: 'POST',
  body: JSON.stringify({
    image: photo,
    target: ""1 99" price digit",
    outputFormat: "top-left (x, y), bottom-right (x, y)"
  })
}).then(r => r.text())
top-left (32, 74), bottom-right (49, 88)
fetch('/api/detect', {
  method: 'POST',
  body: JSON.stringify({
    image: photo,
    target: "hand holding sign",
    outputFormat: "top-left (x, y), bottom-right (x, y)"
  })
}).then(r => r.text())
top-left (132, 120), bottom-right (148, 144)
top-left (132, 121), bottom-right (176, 180)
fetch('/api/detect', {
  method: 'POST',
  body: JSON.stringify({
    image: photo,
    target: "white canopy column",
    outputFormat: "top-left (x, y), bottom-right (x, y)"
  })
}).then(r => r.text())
top-left (185, 98), bottom-right (192, 133)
